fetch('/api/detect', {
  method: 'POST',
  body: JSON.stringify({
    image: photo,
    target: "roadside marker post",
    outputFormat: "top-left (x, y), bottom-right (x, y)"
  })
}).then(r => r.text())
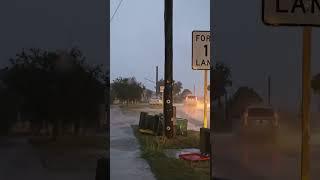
top-left (192, 30), bottom-right (212, 177)
top-left (262, 1), bottom-right (316, 179)
top-left (204, 70), bottom-right (208, 128)
top-left (192, 30), bottom-right (211, 128)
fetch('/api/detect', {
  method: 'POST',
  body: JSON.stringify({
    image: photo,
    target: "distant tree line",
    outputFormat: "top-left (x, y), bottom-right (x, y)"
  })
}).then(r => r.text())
top-left (111, 77), bottom-right (147, 104)
top-left (110, 77), bottom-right (187, 104)
top-left (0, 48), bottom-right (106, 137)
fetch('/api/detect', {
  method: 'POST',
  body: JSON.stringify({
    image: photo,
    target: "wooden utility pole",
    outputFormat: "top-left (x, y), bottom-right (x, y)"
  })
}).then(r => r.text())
top-left (156, 66), bottom-right (159, 96)
top-left (164, 0), bottom-right (174, 138)
top-left (301, 26), bottom-right (312, 180)
top-left (268, 75), bottom-right (271, 105)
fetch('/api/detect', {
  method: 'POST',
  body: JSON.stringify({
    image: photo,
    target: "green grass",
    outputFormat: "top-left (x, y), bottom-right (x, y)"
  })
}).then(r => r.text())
top-left (132, 125), bottom-right (209, 180)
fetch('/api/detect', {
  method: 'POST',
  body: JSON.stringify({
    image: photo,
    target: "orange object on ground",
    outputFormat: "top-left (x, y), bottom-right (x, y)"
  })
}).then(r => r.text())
top-left (179, 153), bottom-right (210, 161)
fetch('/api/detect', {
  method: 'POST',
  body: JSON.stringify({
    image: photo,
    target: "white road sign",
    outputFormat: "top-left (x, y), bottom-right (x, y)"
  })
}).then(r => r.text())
top-left (192, 31), bottom-right (211, 70)
top-left (263, 0), bottom-right (320, 26)
top-left (160, 86), bottom-right (164, 93)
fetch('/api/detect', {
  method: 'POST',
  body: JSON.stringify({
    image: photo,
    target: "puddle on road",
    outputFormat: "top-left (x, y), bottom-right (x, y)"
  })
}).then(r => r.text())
top-left (110, 138), bottom-right (138, 151)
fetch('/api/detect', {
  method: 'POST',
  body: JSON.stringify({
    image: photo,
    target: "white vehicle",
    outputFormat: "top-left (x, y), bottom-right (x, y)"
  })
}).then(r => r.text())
top-left (149, 97), bottom-right (163, 106)
top-left (240, 105), bottom-right (279, 140)
top-left (184, 95), bottom-right (198, 106)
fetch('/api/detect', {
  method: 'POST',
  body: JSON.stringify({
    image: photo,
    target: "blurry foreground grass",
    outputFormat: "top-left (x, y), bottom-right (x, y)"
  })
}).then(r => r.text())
top-left (132, 125), bottom-right (209, 180)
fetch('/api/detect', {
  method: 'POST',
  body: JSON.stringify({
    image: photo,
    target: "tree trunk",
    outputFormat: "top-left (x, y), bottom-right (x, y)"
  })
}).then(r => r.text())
top-left (52, 119), bottom-right (63, 140)
top-left (43, 120), bottom-right (49, 136)
top-left (52, 121), bottom-right (58, 141)
top-left (74, 120), bottom-right (80, 136)
top-left (225, 93), bottom-right (228, 121)
top-left (218, 97), bottom-right (222, 108)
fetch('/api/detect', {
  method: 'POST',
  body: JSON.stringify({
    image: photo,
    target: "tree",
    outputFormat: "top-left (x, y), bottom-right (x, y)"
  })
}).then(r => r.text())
top-left (181, 89), bottom-right (192, 98)
top-left (311, 74), bottom-right (320, 111)
top-left (111, 77), bottom-right (144, 104)
top-left (211, 62), bottom-right (232, 107)
top-left (229, 87), bottom-right (263, 117)
top-left (312, 74), bottom-right (320, 94)
top-left (0, 74), bottom-right (18, 135)
top-left (145, 89), bottom-right (153, 100)
top-left (157, 79), bottom-right (183, 97)
top-left (3, 48), bottom-right (106, 137)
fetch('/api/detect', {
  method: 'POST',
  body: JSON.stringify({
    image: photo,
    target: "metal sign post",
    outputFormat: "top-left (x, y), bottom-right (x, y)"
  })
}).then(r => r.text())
top-left (301, 26), bottom-right (312, 180)
top-left (204, 70), bottom-right (208, 128)
top-left (192, 30), bottom-right (211, 128)
top-left (262, 1), bottom-right (315, 179)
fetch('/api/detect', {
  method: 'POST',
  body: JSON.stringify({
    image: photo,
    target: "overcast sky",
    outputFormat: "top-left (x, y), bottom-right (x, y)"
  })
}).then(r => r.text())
top-left (111, 0), bottom-right (320, 112)
top-left (212, 0), bottom-right (320, 112)
top-left (0, 0), bottom-right (107, 68)
top-left (0, 1), bottom-right (319, 112)
top-left (111, 0), bottom-right (210, 97)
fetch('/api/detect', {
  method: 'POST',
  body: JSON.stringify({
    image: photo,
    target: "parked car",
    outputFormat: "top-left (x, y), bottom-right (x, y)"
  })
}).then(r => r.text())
top-left (184, 95), bottom-right (198, 106)
top-left (196, 97), bottom-right (210, 109)
top-left (149, 97), bottom-right (163, 106)
top-left (240, 105), bottom-right (279, 141)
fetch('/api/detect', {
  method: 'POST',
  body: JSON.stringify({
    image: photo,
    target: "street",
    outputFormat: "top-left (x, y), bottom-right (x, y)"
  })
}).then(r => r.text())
top-left (110, 105), bottom-right (156, 180)
top-left (0, 137), bottom-right (95, 180)
top-left (111, 104), bottom-right (320, 180)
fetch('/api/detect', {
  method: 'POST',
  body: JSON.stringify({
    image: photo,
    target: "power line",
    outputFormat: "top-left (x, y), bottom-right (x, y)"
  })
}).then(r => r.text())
top-left (110, 0), bottom-right (124, 23)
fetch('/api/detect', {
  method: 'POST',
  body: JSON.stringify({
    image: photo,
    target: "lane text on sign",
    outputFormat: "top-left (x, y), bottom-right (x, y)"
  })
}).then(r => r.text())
top-left (192, 31), bottom-right (211, 70)
top-left (263, 0), bottom-right (320, 26)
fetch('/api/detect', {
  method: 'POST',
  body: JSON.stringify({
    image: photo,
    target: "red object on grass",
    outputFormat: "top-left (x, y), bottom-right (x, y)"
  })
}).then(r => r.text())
top-left (179, 153), bottom-right (210, 161)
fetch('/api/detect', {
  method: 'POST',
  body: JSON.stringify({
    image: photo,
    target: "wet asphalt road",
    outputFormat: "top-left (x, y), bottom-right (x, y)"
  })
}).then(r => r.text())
top-left (116, 104), bottom-right (320, 180)
top-left (110, 106), bottom-right (156, 180)
top-left (0, 137), bottom-right (94, 180)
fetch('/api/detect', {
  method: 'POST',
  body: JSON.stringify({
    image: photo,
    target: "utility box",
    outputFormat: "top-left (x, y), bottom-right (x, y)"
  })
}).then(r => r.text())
top-left (200, 128), bottom-right (211, 154)
top-left (139, 112), bottom-right (148, 129)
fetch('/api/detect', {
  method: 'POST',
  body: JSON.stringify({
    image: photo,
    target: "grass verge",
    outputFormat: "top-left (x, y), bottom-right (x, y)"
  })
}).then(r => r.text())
top-left (132, 125), bottom-right (209, 180)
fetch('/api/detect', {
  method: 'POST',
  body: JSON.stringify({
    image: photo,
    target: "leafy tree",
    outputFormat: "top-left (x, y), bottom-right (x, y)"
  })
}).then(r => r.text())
top-left (173, 81), bottom-right (183, 96)
top-left (111, 77), bottom-right (144, 104)
top-left (0, 73), bottom-right (18, 135)
top-left (229, 87), bottom-right (263, 117)
top-left (312, 74), bottom-right (320, 111)
top-left (2, 48), bottom-right (106, 137)
top-left (312, 74), bottom-right (320, 94)
top-left (145, 89), bottom-right (153, 100)
top-left (157, 79), bottom-right (183, 97)
top-left (211, 62), bottom-right (232, 107)
top-left (181, 89), bottom-right (193, 98)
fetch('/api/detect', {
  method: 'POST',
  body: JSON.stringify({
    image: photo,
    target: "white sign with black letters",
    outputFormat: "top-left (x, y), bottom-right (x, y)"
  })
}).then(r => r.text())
top-left (160, 86), bottom-right (164, 93)
top-left (192, 31), bottom-right (211, 70)
top-left (263, 0), bottom-right (320, 26)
